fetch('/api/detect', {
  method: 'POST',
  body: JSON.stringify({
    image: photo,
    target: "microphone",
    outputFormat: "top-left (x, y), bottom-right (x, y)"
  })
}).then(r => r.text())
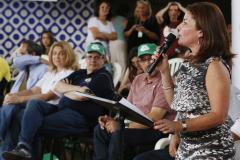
top-left (147, 32), bottom-right (178, 74)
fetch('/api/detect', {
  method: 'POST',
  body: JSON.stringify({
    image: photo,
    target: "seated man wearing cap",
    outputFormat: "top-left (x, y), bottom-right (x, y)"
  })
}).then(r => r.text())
top-left (93, 43), bottom-right (176, 160)
top-left (3, 42), bottom-right (115, 160)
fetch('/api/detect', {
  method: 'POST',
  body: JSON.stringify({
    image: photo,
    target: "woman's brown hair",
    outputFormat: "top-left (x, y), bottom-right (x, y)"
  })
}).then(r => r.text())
top-left (187, 2), bottom-right (233, 67)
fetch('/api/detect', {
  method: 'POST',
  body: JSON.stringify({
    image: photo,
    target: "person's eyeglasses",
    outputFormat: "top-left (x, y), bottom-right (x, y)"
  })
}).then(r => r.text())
top-left (138, 57), bottom-right (152, 63)
top-left (86, 55), bottom-right (102, 60)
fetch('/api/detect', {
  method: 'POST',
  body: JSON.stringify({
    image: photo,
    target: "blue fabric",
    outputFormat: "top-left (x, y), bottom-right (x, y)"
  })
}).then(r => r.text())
top-left (13, 55), bottom-right (40, 71)
top-left (112, 16), bottom-right (126, 41)
top-left (10, 55), bottom-right (48, 93)
top-left (18, 100), bottom-right (58, 147)
top-left (0, 106), bottom-right (24, 160)
top-left (0, 104), bottom-right (26, 140)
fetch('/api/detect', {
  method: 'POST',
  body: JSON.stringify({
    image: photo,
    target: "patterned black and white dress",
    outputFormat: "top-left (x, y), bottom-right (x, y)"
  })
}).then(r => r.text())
top-left (172, 57), bottom-right (235, 160)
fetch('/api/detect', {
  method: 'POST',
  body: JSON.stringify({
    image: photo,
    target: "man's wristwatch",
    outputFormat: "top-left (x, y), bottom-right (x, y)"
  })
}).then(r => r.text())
top-left (181, 119), bottom-right (188, 132)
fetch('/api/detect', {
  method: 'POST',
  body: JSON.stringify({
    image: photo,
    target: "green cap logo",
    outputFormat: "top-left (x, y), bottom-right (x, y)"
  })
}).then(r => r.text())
top-left (86, 43), bottom-right (105, 56)
top-left (137, 43), bottom-right (157, 57)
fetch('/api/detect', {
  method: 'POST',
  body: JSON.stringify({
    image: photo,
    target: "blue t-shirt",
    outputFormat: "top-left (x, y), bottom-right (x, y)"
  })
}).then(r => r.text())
top-left (58, 67), bottom-right (115, 122)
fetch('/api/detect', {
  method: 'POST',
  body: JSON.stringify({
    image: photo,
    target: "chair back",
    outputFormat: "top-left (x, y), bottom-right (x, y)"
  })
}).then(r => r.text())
top-left (234, 140), bottom-right (240, 160)
top-left (112, 62), bottom-right (122, 87)
top-left (79, 58), bottom-right (87, 69)
top-left (229, 85), bottom-right (240, 121)
top-left (168, 58), bottom-right (184, 76)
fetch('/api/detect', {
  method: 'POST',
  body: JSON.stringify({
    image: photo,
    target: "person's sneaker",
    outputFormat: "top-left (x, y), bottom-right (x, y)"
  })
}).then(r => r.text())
top-left (2, 144), bottom-right (32, 160)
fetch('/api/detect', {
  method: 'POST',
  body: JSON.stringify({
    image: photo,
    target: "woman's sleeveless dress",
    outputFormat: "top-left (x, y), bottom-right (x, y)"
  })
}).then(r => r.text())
top-left (172, 57), bottom-right (235, 160)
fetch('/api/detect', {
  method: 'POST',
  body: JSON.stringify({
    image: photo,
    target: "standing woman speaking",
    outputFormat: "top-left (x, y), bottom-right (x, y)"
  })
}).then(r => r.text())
top-left (154, 2), bottom-right (235, 160)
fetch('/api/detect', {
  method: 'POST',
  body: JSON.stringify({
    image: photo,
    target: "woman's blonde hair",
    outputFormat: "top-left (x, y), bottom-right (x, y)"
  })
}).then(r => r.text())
top-left (48, 41), bottom-right (79, 72)
top-left (134, 0), bottom-right (152, 19)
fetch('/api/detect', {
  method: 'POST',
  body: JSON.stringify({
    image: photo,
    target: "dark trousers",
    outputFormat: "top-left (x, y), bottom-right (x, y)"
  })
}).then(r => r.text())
top-left (0, 103), bottom-right (26, 140)
top-left (19, 99), bottom-right (90, 148)
top-left (0, 107), bottom-right (23, 160)
top-left (133, 147), bottom-right (174, 160)
top-left (93, 124), bottom-right (167, 160)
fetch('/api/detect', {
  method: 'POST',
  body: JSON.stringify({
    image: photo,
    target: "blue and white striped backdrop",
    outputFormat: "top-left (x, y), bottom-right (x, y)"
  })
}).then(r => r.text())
top-left (0, 0), bottom-right (94, 58)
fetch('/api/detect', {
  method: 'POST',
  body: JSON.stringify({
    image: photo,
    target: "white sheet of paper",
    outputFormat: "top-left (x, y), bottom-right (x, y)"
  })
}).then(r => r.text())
top-left (119, 97), bottom-right (152, 121)
top-left (73, 91), bottom-right (116, 104)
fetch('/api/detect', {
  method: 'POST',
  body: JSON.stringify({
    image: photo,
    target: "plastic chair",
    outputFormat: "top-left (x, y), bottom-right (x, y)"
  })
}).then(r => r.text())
top-left (154, 135), bottom-right (171, 150)
top-left (112, 62), bottom-right (122, 87)
top-left (168, 58), bottom-right (184, 76)
top-left (79, 58), bottom-right (87, 69)
top-left (229, 85), bottom-right (240, 121)
top-left (234, 140), bottom-right (240, 160)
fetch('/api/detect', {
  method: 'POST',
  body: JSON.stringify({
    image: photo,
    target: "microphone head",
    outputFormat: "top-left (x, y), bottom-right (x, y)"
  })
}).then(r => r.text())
top-left (163, 32), bottom-right (178, 50)
top-left (165, 32), bottom-right (178, 43)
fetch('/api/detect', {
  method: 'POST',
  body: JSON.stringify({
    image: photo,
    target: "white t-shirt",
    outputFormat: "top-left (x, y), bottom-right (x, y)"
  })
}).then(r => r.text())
top-left (35, 69), bottom-right (74, 104)
top-left (85, 17), bottom-right (116, 50)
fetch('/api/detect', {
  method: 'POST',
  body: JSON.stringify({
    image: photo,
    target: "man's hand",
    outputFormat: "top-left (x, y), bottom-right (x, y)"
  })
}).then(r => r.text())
top-left (40, 57), bottom-right (49, 65)
top-left (64, 91), bottom-right (89, 101)
top-left (54, 79), bottom-right (88, 94)
top-left (105, 120), bottom-right (119, 133)
top-left (98, 115), bottom-right (119, 133)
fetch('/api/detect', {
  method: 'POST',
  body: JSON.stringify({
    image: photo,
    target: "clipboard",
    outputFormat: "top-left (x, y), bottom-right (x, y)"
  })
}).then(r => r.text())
top-left (73, 91), bottom-right (153, 127)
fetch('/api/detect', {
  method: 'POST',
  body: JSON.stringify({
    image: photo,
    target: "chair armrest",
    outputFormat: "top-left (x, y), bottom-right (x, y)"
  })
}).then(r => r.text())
top-left (154, 137), bottom-right (170, 150)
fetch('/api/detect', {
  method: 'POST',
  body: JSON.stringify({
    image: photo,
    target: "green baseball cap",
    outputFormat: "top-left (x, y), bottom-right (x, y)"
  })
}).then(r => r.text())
top-left (137, 43), bottom-right (157, 57)
top-left (86, 43), bottom-right (105, 56)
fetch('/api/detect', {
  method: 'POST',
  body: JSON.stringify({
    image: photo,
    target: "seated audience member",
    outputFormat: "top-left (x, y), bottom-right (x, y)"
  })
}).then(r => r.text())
top-left (156, 2), bottom-right (186, 58)
top-left (118, 47), bottom-right (143, 97)
top-left (2, 42), bottom-right (115, 160)
top-left (0, 57), bottom-right (11, 105)
top-left (93, 43), bottom-right (176, 160)
top-left (40, 30), bottom-right (55, 55)
top-left (0, 41), bottom-right (78, 159)
top-left (6, 40), bottom-right (46, 80)
top-left (10, 40), bottom-right (48, 94)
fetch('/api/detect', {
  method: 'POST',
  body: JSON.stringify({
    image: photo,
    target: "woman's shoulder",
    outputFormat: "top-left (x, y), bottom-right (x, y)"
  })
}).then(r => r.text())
top-left (205, 57), bottom-right (221, 64)
top-left (88, 16), bottom-right (99, 24)
top-left (88, 16), bottom-right (97, 21)
top-left (206, 57), bottom-right (231, 79)
top-left (205, 57), bottom-right (230, 71)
